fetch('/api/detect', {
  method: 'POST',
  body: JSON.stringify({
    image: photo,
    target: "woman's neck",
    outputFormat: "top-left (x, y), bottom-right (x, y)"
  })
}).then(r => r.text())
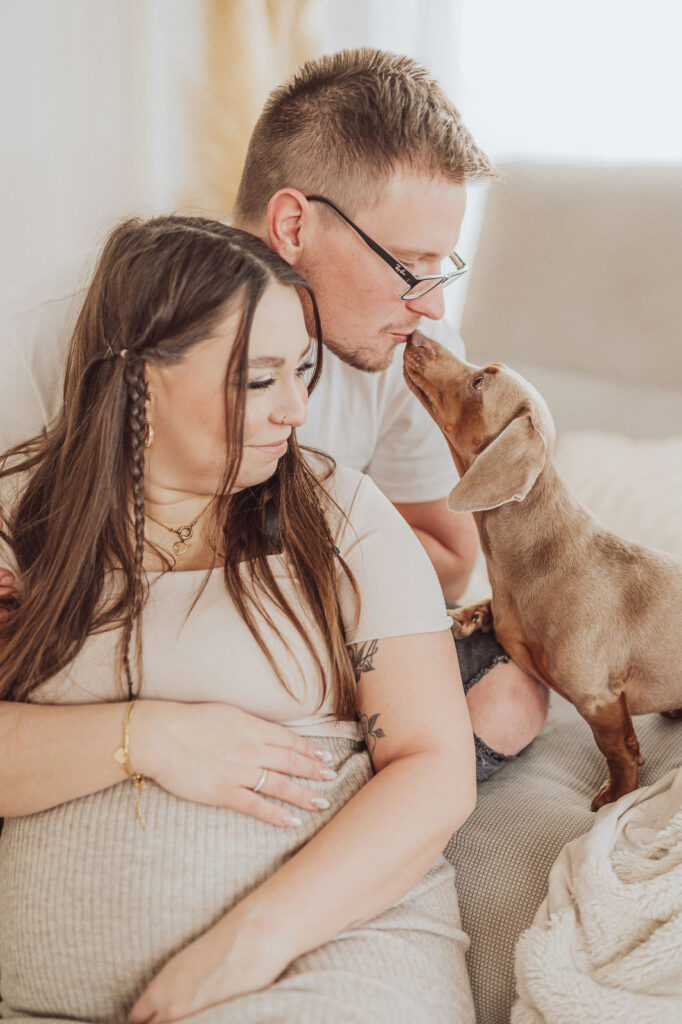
top-left (139, 487), bottom-right (221, 572)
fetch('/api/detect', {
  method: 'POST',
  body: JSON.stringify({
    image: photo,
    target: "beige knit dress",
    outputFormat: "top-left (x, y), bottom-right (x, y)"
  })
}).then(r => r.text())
top-left (0, 463), bottom-right (475, 1023)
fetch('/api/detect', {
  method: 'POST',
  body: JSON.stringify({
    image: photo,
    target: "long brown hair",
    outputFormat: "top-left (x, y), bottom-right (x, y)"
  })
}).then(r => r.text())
top-left (0, 216), bottom-right (360, 717)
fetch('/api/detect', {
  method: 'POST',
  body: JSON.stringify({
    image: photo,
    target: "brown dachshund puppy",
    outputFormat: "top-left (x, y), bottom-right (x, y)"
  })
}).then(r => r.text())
top-left (403, 333), bottom-right (682, 809)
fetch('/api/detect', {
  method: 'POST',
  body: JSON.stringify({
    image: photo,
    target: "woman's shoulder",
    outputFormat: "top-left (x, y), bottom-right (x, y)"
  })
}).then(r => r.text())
top-left (302, 450), bottom-right (401, 557)
top-left (310, 456), bottom-right (451, 643)
top-left (303, 451), bottom-right (384, 518)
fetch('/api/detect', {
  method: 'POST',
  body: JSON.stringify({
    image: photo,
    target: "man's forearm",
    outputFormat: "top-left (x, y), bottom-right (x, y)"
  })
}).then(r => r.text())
top-left (232, 749), bottom-right (475, 960)
top-left (412, 525), bottom-right (473, 600)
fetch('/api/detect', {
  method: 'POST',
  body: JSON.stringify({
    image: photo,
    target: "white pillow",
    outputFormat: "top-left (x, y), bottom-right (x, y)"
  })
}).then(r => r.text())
top-left (554, 430), bottom-right (682, 558)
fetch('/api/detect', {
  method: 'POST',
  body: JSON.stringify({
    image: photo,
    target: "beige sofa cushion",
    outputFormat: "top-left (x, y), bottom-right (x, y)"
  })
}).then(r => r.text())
top-left (460, 162), bottom-right (682, 438)
top-left (445, 698), bottom-right (681, 1024)
top-left (555, 430), bottom-right (682, 557)
top-left (461, 162), bottom-right (682, 396)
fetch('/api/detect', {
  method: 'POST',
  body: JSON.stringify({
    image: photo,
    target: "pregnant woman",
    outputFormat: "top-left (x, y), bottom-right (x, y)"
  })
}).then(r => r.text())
top-left (0, 216), bottom-right (475, 1023)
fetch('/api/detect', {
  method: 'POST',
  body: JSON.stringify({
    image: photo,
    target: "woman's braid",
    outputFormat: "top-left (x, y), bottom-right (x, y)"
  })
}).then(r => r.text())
top-left (121, 355), bottom-right (148, 699)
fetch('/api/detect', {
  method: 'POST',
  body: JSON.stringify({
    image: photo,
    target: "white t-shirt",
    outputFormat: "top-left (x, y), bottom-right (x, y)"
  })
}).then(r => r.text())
top-left (0, 251), bottom-right (464, 503)
top-left (299, 318), bottom-right (464, 503)
top-left (0, 462), bottom-right (451, 739)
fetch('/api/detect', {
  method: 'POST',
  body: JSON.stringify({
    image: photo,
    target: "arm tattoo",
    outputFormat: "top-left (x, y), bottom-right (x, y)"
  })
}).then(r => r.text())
top-left (358, 712), bottom-right (386, 755)
top-left (350, 638), bottom-right (379, 684)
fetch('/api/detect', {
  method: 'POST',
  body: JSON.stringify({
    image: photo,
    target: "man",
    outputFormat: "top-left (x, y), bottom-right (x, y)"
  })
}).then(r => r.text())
top-left (0, 48), bottom-right (548, 779)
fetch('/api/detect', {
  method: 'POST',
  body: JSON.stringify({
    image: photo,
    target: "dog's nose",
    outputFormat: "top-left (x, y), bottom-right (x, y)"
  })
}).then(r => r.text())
top-left (409, 333), bottom-right (435, 356)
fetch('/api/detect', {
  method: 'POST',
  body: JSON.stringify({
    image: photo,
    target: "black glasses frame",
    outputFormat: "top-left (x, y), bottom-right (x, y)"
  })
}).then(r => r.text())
top-left (306, 194), bottom-right (468, 300)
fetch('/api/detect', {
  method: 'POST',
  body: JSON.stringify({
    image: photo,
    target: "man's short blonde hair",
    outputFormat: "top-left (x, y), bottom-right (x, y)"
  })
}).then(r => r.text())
top-left (233, 48), bottom-right (497, 226)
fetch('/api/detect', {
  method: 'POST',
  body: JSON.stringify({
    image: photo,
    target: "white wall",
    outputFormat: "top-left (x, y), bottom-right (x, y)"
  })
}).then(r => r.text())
top-left (321, 0), bottom-right (682, 164)
top-left (0, 0), bottom-right (202, 296)
top-left (458, 0), bottom-right (682, 165)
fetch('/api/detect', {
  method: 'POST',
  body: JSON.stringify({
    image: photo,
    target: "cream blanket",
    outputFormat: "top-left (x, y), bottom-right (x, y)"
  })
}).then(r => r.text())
top-left (512, 766), bottom-right (682, 1023)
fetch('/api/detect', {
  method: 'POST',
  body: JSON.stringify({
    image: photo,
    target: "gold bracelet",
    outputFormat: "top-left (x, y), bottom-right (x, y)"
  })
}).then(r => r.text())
top-left (113, 699), bottom-right (147, 830)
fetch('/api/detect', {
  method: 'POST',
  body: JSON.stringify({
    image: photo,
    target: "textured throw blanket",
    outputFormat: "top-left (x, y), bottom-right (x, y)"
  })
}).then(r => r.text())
top-left (512, 766), bottom-right (682, 1023)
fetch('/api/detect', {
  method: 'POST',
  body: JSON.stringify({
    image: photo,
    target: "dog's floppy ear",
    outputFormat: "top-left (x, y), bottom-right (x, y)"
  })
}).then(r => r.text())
top-left (448, 412), bottom-right (547, 513)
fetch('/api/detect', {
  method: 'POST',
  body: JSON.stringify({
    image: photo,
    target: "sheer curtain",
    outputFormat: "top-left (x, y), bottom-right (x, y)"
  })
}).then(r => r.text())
top-left (0, 0), bottom-right (324, 300)
top-left (185, 0), bottom-right (320, 218)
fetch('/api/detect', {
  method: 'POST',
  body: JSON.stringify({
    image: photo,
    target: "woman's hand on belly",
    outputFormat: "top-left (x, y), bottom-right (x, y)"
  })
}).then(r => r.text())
top-left (137, 700), bottom-right (336, 827)
top-left (128, 900), bottom-right (288, 1023)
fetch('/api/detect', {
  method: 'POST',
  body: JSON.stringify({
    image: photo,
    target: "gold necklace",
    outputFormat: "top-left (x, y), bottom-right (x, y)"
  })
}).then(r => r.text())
top-left (144, 500), bottom-right (213, 557)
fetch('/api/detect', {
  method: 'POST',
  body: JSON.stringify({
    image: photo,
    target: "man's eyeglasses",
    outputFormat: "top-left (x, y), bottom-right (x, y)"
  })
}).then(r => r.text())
top-left (306, 194), bottom-right (469, 301)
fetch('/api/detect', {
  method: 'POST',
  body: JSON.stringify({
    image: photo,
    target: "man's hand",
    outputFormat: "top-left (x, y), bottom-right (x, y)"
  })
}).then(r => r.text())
top-left (393, 499), bottom-right (479, 602)
top-left (0, 566), bottom-right (18, 622)
top-left (0, 521), bottom-right (19, 622)
top-left (447, 599), bottom-right (493, 638)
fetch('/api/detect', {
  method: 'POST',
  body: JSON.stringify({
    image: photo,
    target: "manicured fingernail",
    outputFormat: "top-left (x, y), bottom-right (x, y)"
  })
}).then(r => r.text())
top-left (315, 749), bottom-right (333, 762)
top-left (320, 768), bottom-right (337, 780)
top-left (311, 797), bottom-right (330, 809)
top-left (285, 814), bottom-right (303, 827)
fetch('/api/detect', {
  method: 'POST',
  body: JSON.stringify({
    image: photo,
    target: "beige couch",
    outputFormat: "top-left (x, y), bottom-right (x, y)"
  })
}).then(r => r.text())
top-left (443, 161), bottom-right (682, 1023)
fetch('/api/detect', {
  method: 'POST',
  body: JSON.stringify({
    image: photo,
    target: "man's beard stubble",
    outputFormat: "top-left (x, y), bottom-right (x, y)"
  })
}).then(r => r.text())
top-left (322, 335), bottom-right (394, 373)
top-left (299, 288), bottom-right (417, 374)
top-left (321, 323), bottom-right (419, 373)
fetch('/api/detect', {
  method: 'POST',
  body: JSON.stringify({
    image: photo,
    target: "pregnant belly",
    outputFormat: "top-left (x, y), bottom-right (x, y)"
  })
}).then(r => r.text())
top-left (0, 739), bottom-right (370, 1022)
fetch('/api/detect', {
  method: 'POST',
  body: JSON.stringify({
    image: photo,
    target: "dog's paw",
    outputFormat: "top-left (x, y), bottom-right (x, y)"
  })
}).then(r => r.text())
top-left (448, 612), bottom-right (475, 639)
top-left (591, 782), bottom-right (614, 811)
top-left (447, 602), bottom-right (493, 639)
top-left (661, 708), bottom-right (682, 720)
top-left (590, 776), bottom-right (640, 811)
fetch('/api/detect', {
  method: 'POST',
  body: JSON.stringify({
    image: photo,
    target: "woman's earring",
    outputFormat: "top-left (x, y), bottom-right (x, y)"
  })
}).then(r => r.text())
top-left (144, 390), bottom-right (154, 449)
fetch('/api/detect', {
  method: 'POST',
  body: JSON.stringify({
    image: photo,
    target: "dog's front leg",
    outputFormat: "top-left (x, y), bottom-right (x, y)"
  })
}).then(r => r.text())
top-left (582, 691), bottom-right (642, 810)
top-left (447, 599), bottom-right (494, 639)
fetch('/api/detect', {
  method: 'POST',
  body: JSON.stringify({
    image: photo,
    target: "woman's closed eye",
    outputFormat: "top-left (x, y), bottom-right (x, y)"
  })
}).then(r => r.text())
top-left (296, 359), bottom-right (315, 379)
top-left (248, 360), bottom-right (314, 391)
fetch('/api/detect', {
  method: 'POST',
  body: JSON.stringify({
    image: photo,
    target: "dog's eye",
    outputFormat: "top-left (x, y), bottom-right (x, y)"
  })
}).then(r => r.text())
top-left (472, 375), bottom-right (484, 390)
